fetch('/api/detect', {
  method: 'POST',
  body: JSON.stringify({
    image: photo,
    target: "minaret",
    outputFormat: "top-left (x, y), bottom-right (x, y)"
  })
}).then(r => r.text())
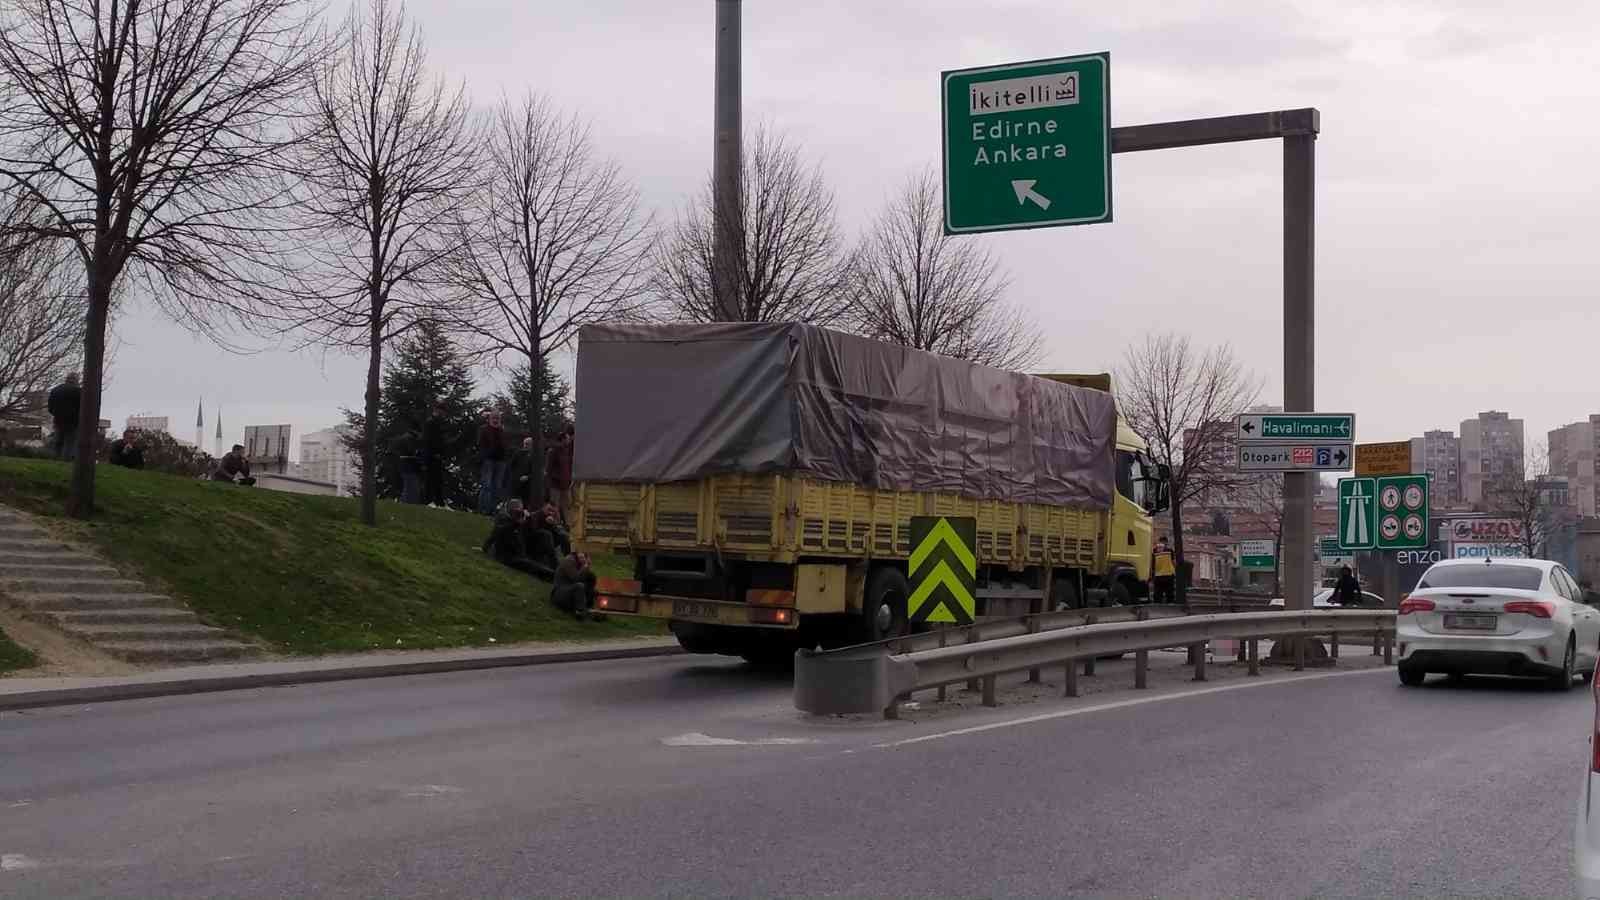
top-left (194, 399), bottom-right (204, 451)
top-left (214, 407), bottom-right (223, 457)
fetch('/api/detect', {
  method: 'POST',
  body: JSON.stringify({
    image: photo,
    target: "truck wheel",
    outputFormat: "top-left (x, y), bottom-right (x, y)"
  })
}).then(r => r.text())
top-left (1051, 577), bottom-right (1082, 610)
top-left (857, 567), bottom-right (909, 643)
top-left (1108, 578), bottom-right (1134, 607)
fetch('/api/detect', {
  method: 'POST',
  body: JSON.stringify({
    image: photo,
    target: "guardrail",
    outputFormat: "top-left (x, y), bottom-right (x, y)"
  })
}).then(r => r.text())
top-left (794, 609), bottom-right (1396, 717)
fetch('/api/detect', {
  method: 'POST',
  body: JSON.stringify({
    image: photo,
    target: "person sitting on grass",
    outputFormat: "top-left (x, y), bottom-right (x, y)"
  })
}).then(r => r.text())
top-left (109, 429), bottom-right (145, 469)
top-left (551, 551), bottom-right (597, 621)
top-left (482, 500), bottom-right (553, 579)
top-left (523, 502), bottom-right (570, 573)
top-left (211, 444), bottom-right (256, 485)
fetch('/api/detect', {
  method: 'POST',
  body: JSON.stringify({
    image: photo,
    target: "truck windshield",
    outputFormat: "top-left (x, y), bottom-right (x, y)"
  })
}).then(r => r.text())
top-left (1115, 450), bottom-right (1147, 508)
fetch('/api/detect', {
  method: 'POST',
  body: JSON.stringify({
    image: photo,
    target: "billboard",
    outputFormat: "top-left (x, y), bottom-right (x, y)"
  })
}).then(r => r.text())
top-left (1453, 541), bottom-right (1528, 560)
top-left (243, 424), bottom-right (293, 474)
top-left (1448, 518), bottom-right (1525, 544)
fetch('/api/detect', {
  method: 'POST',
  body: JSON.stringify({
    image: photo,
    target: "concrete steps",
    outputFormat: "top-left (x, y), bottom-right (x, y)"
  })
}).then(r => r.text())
top-left (0, 505), bottom-right (266, 665)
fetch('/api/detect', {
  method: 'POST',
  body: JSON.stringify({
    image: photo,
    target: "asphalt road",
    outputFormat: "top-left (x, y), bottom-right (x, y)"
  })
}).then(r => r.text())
top-left (1, 655), bottom-right (1589, 898)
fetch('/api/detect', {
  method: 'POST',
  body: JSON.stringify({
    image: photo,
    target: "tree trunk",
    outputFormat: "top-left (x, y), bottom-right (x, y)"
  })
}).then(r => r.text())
top-left (1272, 534), bottom-right (1283, 596)
top-left (1170, 499), bottom-right (1187, 604)
top-left (66, 279), bottom-right (112, 519)
top-left (361, 317), bottom-right (381, 527)
top-left (529, 343), bottom-right (546, 507)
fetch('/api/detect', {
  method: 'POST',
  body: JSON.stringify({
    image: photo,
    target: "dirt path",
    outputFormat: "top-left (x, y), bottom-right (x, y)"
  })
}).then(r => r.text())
top-left (0, 606), bottom-right (141, 677)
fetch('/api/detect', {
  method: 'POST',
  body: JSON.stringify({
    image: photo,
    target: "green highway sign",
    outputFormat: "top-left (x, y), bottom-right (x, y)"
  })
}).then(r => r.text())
top-left (1238, 413), bottom-right (1355, 443)
top-left (1338, 477), bottom-right (1377, 551)
top-left (1375, 473), bottom-right (1429, 551)
top-left (941, 53), bottom-right (1111, 234)
top-left (1239, 539), bottom-right (1275, 571)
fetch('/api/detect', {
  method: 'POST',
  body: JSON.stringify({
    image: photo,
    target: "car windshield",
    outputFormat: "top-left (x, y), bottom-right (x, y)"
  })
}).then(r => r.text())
top-left (1416, 565), bottom-right (1544, 591)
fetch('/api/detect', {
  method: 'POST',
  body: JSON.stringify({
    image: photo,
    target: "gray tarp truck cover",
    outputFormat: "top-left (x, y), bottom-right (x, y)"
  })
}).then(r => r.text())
top-left (574, 322), bottom-right (1117, 509)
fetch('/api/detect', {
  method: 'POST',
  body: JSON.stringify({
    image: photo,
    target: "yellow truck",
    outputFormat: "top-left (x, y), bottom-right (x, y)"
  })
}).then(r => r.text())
top-left (572, 323), bottom-right (1170, 661)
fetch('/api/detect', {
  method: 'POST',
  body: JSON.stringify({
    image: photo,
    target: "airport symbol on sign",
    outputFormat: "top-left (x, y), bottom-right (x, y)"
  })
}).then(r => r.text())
top-left (908, 516), bottom-right (978, 625)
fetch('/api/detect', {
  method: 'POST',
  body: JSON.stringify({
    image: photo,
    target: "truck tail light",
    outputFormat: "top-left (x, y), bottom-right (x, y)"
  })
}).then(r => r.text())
top-left (745, 589), bottom-right (796, 607)
top-left (596, 594), bottom-right (638, 613)
top-left (1592, 677), bottom-right (1600, 773)
top-left (1398, 597), bottom-right (1436, 615)
top-left (1503, 600), bottom-right (1554, 619)
top-left (595, 578), bottom-right (641, 613)
top-left (748, 607), bottom-right (794, 625)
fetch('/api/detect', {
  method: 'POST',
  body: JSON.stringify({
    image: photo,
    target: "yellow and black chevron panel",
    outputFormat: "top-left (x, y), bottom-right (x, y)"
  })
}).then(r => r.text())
top-left (908, 516), bottom-right (977, 626)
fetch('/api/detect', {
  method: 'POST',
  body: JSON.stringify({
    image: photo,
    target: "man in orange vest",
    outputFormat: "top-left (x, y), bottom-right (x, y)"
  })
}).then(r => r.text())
top-left (1152, 536), bottom-right (1176, 603)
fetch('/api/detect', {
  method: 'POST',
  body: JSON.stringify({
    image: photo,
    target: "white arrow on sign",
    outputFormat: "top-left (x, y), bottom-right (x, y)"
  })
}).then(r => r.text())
top-left (1011, 179), bottom-right (1051, 210)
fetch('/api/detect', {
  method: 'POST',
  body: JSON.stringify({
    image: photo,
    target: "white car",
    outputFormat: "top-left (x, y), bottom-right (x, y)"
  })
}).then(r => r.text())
top-left (1267, 588), bottom-right (1386, 609)
top-left (1396, 557), bottom-right (1600, 689)
top-left (1576, 676), bottom-right (1600, 899)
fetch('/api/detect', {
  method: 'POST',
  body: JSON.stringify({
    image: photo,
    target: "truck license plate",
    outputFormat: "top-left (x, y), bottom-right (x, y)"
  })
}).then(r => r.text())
top-left (672, 600), bottom-right (720, 621)
top-left (1443, 613), bottom-right (1496, 631)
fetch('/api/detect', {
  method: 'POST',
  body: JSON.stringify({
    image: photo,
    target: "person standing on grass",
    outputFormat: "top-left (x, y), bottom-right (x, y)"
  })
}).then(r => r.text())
top-left (47, 372), bottom-right (81, 460)
top-left (421, 403), bottom-right (447, 508)
top-left (509, 436), bottom-right (536, 506)
top-left (545, 423), bottom-right (575, 525)
top-left (477, 411), bottom-right (509, 516)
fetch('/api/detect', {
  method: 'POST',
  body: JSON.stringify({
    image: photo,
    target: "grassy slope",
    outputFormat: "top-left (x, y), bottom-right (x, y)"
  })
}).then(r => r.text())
top-left (0, 626), bottom-right (37, 673)
top-left (0, 458), bottom-right (657, 655)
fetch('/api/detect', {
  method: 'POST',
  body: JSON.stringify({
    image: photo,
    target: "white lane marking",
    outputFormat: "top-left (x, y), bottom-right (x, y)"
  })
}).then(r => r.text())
top-left (6, 801), bottom-right (30, 809)
top-left (875, 667), bottom-right (1389, 749)
top-left (400, 784), bottom-right (464, 798)
top-left (1, 854), bottom-right (40, 871)
top-left (662, 732), bottom-right (817, 747)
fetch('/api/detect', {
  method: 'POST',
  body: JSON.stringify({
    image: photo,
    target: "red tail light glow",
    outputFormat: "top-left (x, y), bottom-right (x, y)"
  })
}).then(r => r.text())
top-left (748, 607), bottom-right (793, 626)
top-left (1502, 600), bottom-right (1554, 619)
top-left (1398, 597), bottom-right (1435, 615)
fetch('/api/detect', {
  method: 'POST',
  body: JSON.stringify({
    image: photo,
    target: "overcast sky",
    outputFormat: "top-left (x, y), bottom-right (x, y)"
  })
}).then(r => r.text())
top-left (105, 0), bottom-right (1599, 458)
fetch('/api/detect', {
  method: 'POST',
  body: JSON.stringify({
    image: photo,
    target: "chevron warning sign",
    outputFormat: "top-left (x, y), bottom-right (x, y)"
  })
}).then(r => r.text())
top-left (908, 516), bottom-right (977, 625)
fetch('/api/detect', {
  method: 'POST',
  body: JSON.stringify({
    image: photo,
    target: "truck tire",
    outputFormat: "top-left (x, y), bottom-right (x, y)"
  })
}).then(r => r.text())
top-left (857, 567), bottom-right (910, 643)
top-left (1051, 577), bottom-right (1082, 610)
top-left (1108, 578), bottom-right (1134, 607)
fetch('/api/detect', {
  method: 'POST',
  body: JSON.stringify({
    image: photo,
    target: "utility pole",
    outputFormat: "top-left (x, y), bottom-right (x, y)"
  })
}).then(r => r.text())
top-left (712, 0), bottom-right (742, 322)
top-left (1281, 127), bottom-right (1316, 612)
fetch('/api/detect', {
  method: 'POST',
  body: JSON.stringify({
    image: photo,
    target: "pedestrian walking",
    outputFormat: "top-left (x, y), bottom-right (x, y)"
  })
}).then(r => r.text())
top-left (1152, 536), bottom-right (1175, 604)
top-left (477, 411), bottom-right (509, 515)
top-left (47, 372), bottom-right (82, 461)
top-left (545, 423), bottom-right (575, 525)
top-left (421, 403), bottom-right (447, 508)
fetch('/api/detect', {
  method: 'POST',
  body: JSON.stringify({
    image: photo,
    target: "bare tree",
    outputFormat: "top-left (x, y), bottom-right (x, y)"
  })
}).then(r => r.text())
top-left (287, 0), bottom-right (478, 526)
top-left (1117, 332), bottom-right (1261, 600)
top-left (0, 0), bottom-right (322, 517)
top-left (442, 93), bottom-right (652, 498)
top-left (1235, 473), bottom-right (1286, 594)
top-left (655, 127), bottom-right (852, 325)
top-left (848, 169), bottom-right (1039, 369)
top-left (0, 191), bottom-right (83, 425)
top-left (1485, 440), bottom-right (1560, 558)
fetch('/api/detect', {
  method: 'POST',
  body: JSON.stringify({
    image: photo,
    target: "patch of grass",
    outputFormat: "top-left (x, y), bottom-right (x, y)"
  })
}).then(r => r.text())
top-left (0, 625), bottom-right (38, 673)
top-left (0, 458), bottom-right (662, 655)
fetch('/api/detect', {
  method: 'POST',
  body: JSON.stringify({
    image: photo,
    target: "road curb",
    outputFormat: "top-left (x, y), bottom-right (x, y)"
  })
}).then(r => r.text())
top-left (0, 642), bottom-right (684, 712)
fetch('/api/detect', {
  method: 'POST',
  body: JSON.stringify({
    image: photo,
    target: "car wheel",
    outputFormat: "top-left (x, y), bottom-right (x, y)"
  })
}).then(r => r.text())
top-left (1549, 637), bottom-right (1577, 692)
top-left (1446, 672), bottom-right (1466, 685)
top-left (1398, 665), bottom-right (1425, 687)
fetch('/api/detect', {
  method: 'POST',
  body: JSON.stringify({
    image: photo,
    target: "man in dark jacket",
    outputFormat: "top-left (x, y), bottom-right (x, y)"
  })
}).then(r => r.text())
top-left (109, 429), bottom-right (145, 469)
top-left (509, 436), bottom-right (536, 506)
top-left (481, 500), bottom-right (552, 579)
top-left (47, 372), bottom-right (82, 460)
top-left (212, 444), bottom-right (256, 485)
top-left (551, 552), bottom-right (597, 620)
top-left (476, 411), bottom-right (508, 516)
top-left (1332, 565), bottom-right (1364, 607)
top-left (522, 503), bottom-right (570, 573)
top-left (545, 423), bottom-right (575, 525)
top-left (421, 403), bottom-right (446, 508)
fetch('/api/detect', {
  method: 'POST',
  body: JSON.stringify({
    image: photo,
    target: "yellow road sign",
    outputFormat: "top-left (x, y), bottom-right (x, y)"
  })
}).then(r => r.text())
top-left (908, 516), bottom-right (977, 625)
top-left (1355, 441), bottom-right (1412, 477)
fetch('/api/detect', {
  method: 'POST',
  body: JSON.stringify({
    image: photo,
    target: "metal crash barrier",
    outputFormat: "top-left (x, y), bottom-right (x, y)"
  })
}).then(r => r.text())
top-left (794, 609), bottom-right (1396, 717)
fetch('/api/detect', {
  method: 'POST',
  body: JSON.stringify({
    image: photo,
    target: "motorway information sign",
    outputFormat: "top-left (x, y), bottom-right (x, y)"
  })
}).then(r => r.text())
top-left (1375, 474), bottom-right (1429, 551)
top-left (942, 53), bottom-right (1111, 233)
top-left (1355, 440), bottom-right (1412, 477)
top-left (1338, 478), bottom-right (1377, 551)
top-left (1239, 540), bottom-right (1275, 571)
top-left (1236, 413), bottom-right (1355, 443)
